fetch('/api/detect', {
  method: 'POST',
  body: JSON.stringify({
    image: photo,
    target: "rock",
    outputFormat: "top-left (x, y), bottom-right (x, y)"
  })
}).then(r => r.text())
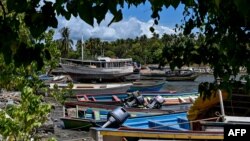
top-left (38, 117), bottom-right (55, 134)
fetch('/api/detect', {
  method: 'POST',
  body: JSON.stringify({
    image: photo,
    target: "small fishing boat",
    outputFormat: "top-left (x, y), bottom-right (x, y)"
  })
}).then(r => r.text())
top-left (165, 73), bottom-right (200, 81)
top-left (76, 91), bottom-right (199, 108)
top-left (122, 112), bottom-right (190, 130)
top-left (89, 88), bottom-right (249, 141)
top-left (127, 80), bottom-right (166, 92)
top-left (140, 68), bottom-right (200, 81)
top-left (89, 112), bottom-right (224, 141)
top-left (60, 105), bottom-right (174, 130)
top-left (64, 101), bottom-right (178, 115)
top-left (90, 126), bottom-right (224, 141)
top-left (47, 82), bottom-right (133, 94)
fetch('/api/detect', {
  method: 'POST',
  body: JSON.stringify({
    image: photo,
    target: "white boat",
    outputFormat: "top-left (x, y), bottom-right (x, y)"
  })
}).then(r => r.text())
top-left (47, 82), bottom-right (133, 94)
top-left (60, 57), bottom-right (134, 82)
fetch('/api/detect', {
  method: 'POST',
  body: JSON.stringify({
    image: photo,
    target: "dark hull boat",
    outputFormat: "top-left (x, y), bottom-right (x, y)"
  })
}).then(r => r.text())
top-left (165, 73), bottom-right (200, 81)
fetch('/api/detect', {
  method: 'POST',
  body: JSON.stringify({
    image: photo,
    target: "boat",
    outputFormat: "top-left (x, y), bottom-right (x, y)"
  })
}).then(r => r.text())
top-left (122, 112), bottom-right (190, 130)
top-left (165, 73), bottom-right (200, 81)
top-left (89, 86), bottom-right (250, 141)
top-left (140, 68), bottom-right (200, 81)
top-left (59, 57), bottom-right (134, 82)
top-left (89, 111), bottom-right (224, 141)
top-left (47, 82), bottom-right (133, 94)
top-left (127, 80), bottom-right (166, 92)
top-left (75, 91), bottom-right (198, 111)
top-left (61, 104), bottom-right (177, 130)
top-left (164, 69), bottom-right (200, 81)
top-left (90, 127), bottom-right (223, 141)
top-left (64, 101), bottom-right (179, 114)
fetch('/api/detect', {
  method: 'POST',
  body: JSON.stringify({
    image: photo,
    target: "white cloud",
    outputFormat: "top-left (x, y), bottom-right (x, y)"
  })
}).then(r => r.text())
top-left (54, 13), bottom-right (176, 41)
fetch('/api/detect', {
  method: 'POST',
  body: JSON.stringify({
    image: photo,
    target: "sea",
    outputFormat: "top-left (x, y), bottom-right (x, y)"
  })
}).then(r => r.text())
top-left (161, 74), bottom-right (215, 93)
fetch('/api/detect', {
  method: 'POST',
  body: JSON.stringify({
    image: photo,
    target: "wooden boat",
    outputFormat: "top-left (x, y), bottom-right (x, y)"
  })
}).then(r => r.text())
top-left (89, 113), bottom-right (224, 141)
top-left (164, 69), bottom-right (200, 81)
top-left (90, 126), bottom-right (223, 141)
top-left (76, 91), bottom-right (199, 107)
top-left (140, 68), bottom-right (200, 81)
top-left (61, 103), bottom-right (177, 130)
top-left (127, 80), bottom-right (165, 92)
top-left (47, 82), bottom-right (133, 94)
top-left (89, 88), bottom-right (249, 141)
top-left (64, 101), bottom-right (179, 115)
top-left (59, 57), bottom-right (134, 82)
top-left (122, 112), bottom-right (190, 130)
top-left (165, 73), bottom-right (200, 81)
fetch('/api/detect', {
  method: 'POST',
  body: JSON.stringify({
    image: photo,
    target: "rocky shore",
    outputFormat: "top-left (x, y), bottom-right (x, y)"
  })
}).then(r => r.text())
top-left (0, 91), bottom-right (94, 141)
top-left (42, 97), bottom-right (94, 141)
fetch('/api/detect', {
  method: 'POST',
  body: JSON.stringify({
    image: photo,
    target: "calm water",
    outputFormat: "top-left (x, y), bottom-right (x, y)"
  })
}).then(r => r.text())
top-left (161, 74), bottom-right (215, 93)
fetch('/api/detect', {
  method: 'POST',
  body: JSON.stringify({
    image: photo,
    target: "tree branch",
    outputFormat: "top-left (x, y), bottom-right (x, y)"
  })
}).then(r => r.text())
top-left (0, 0), bottom-right (6, 19)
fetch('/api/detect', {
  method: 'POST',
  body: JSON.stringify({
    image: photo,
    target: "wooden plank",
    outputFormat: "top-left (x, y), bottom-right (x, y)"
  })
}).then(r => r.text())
top-left (100, 130), bottom-right (223, 140)
top-left (90, 128), bottom-right (223, 140)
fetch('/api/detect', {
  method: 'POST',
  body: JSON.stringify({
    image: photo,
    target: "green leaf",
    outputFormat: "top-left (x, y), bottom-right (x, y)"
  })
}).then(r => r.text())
top-left (78, 1), bottom-right (94, 26)
top-left (7, 0), bottom-right (27, 13)
top-left (154, 19), bottom-right (158, 25)
top-left (108, 9), bottom-right (123, 26)
top-left (150, 26), bottom-right (155, 32)
top-left (214, 0), bottom-right (221, 8)
top-left (233, 0), bottom-right (250, 18)
top-left (93, 5), bottom-right (108, 25)
top-left (171, 0), bottom-right (180, 9)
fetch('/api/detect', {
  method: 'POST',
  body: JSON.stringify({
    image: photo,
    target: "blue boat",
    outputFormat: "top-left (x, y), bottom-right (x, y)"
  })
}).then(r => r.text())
top-left (122, 112), bottom-right (190, 131)
top-left (89, 112), bottom-right (224, 141)
top-left (127, 80), bottom-right (165, 92)
top-left (60, 106), bottom-right (172, 131)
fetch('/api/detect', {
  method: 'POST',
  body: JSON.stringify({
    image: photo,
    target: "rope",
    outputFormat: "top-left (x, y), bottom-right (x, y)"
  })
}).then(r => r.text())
top-left (66, 123), bottom-right (92, 130)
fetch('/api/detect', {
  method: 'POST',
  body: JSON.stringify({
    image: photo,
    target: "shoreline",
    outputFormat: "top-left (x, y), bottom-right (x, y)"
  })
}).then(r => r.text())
top-left (42, 97), bottom-right (94, 141)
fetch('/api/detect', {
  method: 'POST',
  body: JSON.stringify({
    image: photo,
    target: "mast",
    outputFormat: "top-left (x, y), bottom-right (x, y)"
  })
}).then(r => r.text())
top-left (81, 34), bottom-right (84, 61)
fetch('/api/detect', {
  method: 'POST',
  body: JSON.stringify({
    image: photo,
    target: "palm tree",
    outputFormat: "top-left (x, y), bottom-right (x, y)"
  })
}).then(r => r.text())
top-left (58, 27), bottom-right (73, 58)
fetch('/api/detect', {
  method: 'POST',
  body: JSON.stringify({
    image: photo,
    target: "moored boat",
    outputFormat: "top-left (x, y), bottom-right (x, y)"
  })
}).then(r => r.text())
top-left (60, 105), bottom-right (175, 130)
top-left (59, 57), bottom-right (134, 82)
top-left (47, 82), bottom-right (133, 94)
top-left (122, 112), bottom-right (190, 130)
top-left (165, 73), bottom-right (200, 81)
top-left (127, 80), bottom-right (166, 92)
top-left (73, 91), bottom-right (198, 112)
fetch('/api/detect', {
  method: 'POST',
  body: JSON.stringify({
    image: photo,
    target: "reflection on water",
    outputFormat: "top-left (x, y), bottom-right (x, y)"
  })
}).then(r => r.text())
top-left (161, 74), bottom-right (215, 93)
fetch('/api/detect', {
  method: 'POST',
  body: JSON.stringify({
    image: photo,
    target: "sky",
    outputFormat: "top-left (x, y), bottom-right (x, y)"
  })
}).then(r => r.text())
top-left (53, 2), bottom-right (185, 42)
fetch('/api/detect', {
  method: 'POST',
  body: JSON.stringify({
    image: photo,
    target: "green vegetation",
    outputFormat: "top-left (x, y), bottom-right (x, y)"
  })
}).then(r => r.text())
top-left (0, 0), bottom-right (249, 140)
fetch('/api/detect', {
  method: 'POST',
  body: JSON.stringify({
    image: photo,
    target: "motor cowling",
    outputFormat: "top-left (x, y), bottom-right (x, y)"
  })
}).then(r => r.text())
top-left (146, 95), bottom-right (165, 109)
top-left (102, 106), bottom-right (130, 128)
top-left (123, 91), bottom-right (145, 108)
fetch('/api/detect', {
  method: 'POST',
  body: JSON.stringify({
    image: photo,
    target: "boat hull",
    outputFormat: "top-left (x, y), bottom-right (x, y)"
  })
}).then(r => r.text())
top-left (48, 83), bottom-right (133, 95)
top-left (60, 117), bottom-right (106, 130)
top-left (60, 63), bottom-right (133, 81)
top-left (127, 81), bottom-right (165, 92)
top-left (165, 74), bottom-right (200, 81)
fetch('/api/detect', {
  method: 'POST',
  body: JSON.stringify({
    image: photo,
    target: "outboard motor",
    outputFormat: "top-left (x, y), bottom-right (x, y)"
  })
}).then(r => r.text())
top-left (146, 95), bottom-right (165, 109)
top-left (102, 106), bottom-right (130, 128)
top-left (123, 91), bottom-right (145, 108)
